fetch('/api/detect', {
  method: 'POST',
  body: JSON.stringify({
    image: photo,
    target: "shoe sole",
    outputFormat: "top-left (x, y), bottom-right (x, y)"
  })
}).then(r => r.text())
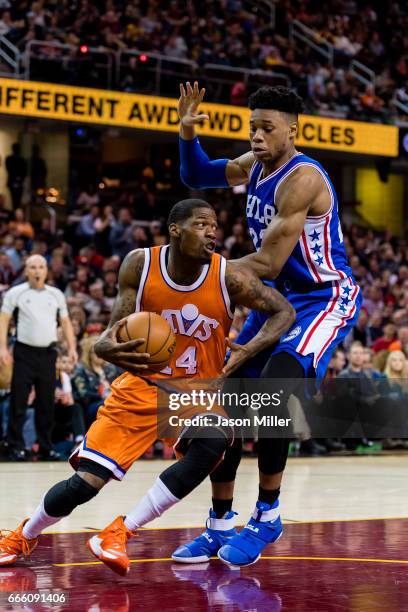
top-left (0, 535), bottom-right (37, 567)
top-left (171, 554), bottom-right (211, 564)
top-left (86, 536), bottom-right (129, 577)
top-left (0, 554), bottom-right (18, 566)
top-left (217, 530), bottom-right (283, 568)
top-left (217, 550), bottom-right (261, 567)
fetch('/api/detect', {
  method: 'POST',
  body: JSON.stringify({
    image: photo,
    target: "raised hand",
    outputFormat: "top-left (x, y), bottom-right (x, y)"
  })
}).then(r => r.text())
top-left (178, 81), bottom-right (209, 127)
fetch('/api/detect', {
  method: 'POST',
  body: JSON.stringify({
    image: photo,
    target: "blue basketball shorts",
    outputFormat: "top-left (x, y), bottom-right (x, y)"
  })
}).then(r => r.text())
top-left (234, 277), bottom-right (362, 381)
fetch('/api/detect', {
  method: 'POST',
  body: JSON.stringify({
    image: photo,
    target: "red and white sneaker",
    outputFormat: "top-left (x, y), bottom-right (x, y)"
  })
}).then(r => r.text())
top-left (87, 516), bottom-right (135, 576)
top-left (0, 519), bottom-right (38, 566)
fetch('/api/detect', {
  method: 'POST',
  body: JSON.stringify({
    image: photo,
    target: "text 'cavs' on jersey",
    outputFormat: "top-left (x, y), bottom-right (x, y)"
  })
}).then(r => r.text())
top-left (247, 152), bottom-right (352, 285)
top-left (136, 245), bottom-right (233, 378)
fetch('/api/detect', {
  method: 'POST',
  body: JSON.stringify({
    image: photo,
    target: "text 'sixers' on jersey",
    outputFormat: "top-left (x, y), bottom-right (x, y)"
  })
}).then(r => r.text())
top-left (136, 245), bottom-right (233, 379)
top-left (247, 153), bottom-right (352, 285)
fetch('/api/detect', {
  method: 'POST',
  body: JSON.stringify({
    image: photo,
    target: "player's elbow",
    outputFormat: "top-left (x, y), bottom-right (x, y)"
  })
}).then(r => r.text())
top-left (180, 168), bottom-right (204, 190)
top-left (283, 303), bottom-right (296, 328)
top-left (264, 267), bottom-right (280, 280)
top-left (253, 257), bottom-right (281, 280)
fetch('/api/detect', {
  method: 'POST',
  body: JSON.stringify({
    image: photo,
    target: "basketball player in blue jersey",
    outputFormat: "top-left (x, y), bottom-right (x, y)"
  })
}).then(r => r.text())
top-left (172, 82), bottom-right (362, 567)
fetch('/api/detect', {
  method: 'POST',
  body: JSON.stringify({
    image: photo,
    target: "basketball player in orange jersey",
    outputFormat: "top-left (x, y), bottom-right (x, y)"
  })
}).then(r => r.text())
top-left (0, 199), bottom-right (294, 576)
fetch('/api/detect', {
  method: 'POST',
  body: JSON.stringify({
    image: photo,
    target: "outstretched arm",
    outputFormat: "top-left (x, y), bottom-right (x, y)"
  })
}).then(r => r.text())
top-left (178, 81), bottom-right (254, 188)
top-left (94, 249), bottom-right (150, 374)
top-left (238, 166), bottom-right (324, 280)
top-left (224, 262), bottom-right (296, 376)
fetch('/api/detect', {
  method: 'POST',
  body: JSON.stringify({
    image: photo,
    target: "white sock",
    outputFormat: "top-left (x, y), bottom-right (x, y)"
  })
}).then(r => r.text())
top-left (22, 499), bottom-right (63, 539)
top-left (124, 478), bottom-right (179, 532)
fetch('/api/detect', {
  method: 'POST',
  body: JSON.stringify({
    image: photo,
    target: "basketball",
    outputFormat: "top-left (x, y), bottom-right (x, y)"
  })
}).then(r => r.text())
top-left (118, 311), bottom-right (176, 372)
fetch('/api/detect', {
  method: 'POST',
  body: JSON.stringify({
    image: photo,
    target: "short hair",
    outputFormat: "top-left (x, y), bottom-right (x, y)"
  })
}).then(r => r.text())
top-left (167, 199), bottom-right (213, 226)
top-left (349, 341), bottom-right (363, 351)
top-left (25, 254), bottom-right (47, 268)
top-left (248, 86), bottom-right (304, 117)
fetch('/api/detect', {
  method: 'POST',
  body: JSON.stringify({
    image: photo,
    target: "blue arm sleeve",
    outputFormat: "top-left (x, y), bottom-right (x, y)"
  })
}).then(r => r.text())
top-left (179, 136), bottom-right (229, 189)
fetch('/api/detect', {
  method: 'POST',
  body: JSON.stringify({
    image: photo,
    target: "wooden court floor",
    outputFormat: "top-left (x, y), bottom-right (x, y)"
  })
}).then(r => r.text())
top-left (1, 456), bottom-right (408, 611)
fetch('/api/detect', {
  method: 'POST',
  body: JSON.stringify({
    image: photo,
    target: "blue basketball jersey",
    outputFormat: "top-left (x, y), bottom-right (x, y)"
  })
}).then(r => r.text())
top-left (246, 152), bottom-right (352, 285)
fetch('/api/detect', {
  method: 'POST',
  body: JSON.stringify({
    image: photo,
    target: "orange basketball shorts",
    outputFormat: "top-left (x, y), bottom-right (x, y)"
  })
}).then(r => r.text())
top-left (69, 372), bottom-right (159, 480)
top-left (69, 372), bottom-right (232, 480)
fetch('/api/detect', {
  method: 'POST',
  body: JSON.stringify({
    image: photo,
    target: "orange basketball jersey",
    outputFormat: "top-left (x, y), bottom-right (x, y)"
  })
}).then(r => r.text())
top-left (70, 246), bottom-right (234, 478)
top-left (138, 245), bottom-right (233, 379)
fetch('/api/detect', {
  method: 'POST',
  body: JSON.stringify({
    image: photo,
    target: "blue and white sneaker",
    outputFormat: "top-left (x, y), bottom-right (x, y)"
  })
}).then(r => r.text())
top-left (218, 500), bottom-right (282, 567)
top-left (172, 510), bottom-right (237, 563)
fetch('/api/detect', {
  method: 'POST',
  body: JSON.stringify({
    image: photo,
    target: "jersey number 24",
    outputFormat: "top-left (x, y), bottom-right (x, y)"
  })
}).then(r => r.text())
top-left (161, 346), bottom-right (197, 375)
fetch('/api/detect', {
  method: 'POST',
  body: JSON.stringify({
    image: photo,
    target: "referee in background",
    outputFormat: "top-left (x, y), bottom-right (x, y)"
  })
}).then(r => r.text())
top-left (0, 255), bottom-right (77, 460)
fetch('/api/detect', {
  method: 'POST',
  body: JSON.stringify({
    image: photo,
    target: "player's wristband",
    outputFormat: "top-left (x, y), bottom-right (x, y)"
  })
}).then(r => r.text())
top-left (179, 136), bottom-right (229, 189)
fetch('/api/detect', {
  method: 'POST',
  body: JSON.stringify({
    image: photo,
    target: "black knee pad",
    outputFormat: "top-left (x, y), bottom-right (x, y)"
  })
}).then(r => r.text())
top-left (257, 438), bottom-right (291, 475)
top-left (174, 413), bottom-right (234, 458)
top-left (257, 353), bottom-right (301, 454)
top-left (260, 352), bottom-right (304, 381)
top-left (160, 429), bottom-right (229, 499)
top-left (184, 428), bottom-right (230, 475)
top-left (195, 431), bottom-right (229, 464)
top-left (43, 473), bottom-right (100, 518)
top-left (210, 435), bottom-right (242, 483)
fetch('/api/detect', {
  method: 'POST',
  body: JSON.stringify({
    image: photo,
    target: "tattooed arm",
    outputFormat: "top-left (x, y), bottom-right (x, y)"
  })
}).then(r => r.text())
top-left (94, 249), bottom-right (150, 374)
top-left (223, 262), bottom-right (296, 376)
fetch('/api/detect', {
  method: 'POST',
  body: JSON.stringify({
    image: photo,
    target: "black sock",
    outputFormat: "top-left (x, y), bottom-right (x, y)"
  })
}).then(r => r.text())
top-left (212, 498), bottom-right (233, 519)
top-left (258, 486), bottom-right (280, 506)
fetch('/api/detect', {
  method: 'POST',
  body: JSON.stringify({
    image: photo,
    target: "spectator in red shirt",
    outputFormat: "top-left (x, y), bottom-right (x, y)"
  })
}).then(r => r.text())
top-left (371, 323), bottom-right (396, 353)
top-left (75, 245), bottom-right (104, 271)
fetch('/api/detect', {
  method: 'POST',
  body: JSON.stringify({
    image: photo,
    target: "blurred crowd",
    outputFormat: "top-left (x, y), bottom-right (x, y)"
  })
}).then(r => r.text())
top-left (279, 0), bottom-right (407, 120)
top-left (0, 0), bottom-right (406, 120)
top-left (1, 159), bottom-right (408, 458)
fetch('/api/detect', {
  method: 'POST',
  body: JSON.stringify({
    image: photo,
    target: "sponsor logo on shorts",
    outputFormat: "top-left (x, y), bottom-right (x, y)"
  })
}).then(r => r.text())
top-left (282, 325), bottom-right (302, 342)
